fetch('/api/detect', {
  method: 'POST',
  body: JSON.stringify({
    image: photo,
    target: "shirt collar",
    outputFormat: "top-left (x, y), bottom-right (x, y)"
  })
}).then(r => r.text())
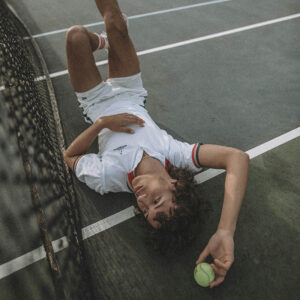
top-left (127, 158), bottom-right (170, 193)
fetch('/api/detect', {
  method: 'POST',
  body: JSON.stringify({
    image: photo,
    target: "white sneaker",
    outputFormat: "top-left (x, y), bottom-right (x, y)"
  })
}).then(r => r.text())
top-left (95, 13), bottom-right (129, 52)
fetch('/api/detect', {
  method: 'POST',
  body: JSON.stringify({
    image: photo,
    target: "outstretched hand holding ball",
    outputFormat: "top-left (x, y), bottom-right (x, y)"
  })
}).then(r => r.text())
top-left (195, 230), bottom-right (235, 288)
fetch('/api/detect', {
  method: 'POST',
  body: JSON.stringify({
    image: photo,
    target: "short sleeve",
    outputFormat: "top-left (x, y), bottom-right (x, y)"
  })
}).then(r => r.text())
top-left (75, 153), bottom-right (105, 194)
top-left (166, 134), bottom-right (204, 173)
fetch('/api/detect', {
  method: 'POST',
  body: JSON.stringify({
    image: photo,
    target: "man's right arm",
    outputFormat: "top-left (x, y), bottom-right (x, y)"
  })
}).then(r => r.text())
top-left (197, 144), bottom-right (250, 234)
top-left (63, 118), bottom-right (105, 167)
top-left (195, 144), bottom-right (249, 288)
top-left (63, 154), bottom-right (84, 173)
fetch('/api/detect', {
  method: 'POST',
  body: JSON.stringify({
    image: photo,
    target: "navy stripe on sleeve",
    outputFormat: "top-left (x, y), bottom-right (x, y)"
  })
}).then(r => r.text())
top-left (195, 143), bottom-right (203, 168)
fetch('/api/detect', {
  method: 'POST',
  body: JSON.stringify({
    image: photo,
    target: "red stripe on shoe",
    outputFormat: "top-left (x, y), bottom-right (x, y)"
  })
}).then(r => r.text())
top-left (99, 35), bottom-right (106, 50)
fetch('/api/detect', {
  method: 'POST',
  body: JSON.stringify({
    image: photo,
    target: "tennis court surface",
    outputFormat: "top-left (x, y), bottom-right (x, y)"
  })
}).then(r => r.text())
top-left (0, 0), bottom-right (299, 299)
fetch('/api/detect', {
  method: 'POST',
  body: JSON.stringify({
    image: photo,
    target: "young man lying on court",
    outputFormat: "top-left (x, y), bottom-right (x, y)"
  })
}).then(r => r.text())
top-left (63, 0), bottom-right (249, 289)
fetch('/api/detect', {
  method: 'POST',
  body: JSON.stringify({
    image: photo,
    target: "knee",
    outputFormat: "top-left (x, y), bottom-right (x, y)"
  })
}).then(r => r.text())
top-left (104, 12), bottom-right (128, 39)
top-left (66, 25), bottom-right (88, 44)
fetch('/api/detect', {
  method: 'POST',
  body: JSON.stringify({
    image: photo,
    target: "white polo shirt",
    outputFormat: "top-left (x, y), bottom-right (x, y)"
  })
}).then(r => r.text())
top-left (75, 100), bottom-right (203, 195)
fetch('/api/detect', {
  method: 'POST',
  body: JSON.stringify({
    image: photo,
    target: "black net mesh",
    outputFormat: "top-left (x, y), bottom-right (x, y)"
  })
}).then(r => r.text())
top-left (0, 0), bottom-right (94, 299)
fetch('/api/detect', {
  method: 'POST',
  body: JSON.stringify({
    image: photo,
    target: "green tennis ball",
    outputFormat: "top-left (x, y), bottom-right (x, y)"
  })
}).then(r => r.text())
top-left (194, 262), bottom-right (215, 287)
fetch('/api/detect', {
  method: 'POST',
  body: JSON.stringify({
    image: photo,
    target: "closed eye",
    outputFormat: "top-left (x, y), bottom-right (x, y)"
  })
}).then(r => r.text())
top-left (154, 197), bottom-right (160, 204)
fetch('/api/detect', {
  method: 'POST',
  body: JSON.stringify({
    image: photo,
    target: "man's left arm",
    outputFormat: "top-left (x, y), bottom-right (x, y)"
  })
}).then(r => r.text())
top-left (194, 144), bottom-right (250, 288)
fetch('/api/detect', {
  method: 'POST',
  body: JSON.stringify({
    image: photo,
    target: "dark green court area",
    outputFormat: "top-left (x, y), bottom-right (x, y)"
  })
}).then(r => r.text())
top-left (1, 137), bottom-right (299, 299)
top-left (0, 0), bottom-right (299, 299)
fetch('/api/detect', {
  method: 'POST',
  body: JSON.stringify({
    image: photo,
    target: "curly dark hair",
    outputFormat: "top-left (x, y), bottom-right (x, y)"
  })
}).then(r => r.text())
top-left (133, 162), bottom-right (213, 256)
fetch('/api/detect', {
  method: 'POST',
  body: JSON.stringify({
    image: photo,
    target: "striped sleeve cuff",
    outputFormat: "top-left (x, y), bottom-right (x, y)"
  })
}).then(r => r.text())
top-left (192, 143), bottom-right (203, 168)
top-left (73, 155), bottom-right (84, 173)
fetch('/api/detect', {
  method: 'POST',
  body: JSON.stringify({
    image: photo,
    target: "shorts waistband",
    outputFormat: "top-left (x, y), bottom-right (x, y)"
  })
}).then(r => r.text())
top-left (75, 81), bottom-right (106, 98)
top-left (106, 72), bottom-right (141, 83)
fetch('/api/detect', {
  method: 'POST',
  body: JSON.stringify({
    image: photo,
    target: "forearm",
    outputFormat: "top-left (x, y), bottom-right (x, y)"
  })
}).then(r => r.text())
top-left (64, 119), bottom-right (105, 157)
top-left (217, 153), bottom-right (250, 235)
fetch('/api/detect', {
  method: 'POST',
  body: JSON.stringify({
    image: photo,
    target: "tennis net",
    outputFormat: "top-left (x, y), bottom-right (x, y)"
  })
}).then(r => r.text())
top-left (0, 0), bottom-right (94, 299)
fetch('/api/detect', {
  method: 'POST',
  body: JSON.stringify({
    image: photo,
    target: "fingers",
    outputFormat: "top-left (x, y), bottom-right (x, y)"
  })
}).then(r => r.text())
top-left (209, 275), bottom-right (225, 288)
top-left (125, 113), bottom-right (145, 127)
top-left (209, 258), bottom-right (232, 288)
top-left (214, 258), bottom-right (232, 270)
top-left (195, 246), bottom-right (210, 265)
top-left (124, 128), bottom-right (134, 134)
top-left (210, 262), bottom-right (226, 277)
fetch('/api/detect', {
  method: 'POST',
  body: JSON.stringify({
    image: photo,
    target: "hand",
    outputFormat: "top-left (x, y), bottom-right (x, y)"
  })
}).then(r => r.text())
top-left (195, 229), bottom-right (234, 288)
top-left (98, 113), bottom-right (145, 134)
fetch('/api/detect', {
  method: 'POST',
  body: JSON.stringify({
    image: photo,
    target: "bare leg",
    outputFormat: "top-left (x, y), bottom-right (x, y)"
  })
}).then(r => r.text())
top-left (94, 0), bottom-right (140, 78)
top-left (66, 26), bottom-right (103, 92)
top-left (66, 0), bottom-right (140, 92)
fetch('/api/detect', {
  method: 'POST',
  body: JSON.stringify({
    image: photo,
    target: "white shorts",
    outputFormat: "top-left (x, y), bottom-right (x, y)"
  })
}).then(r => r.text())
top-left (75, 72), bottom-right (148, 124)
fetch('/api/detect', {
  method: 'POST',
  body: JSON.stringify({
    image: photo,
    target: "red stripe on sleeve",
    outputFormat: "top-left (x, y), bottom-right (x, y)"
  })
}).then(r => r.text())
top-left (165, 158), bottom-right (170, 170)
top-left (192, 144), bottom-right (199, 168)
top-left (127, 171), bottom-right (135, 191)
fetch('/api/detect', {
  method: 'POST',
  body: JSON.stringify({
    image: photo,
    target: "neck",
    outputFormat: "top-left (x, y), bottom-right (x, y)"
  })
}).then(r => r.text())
top-left (135, 154), bottom-right (170, 179)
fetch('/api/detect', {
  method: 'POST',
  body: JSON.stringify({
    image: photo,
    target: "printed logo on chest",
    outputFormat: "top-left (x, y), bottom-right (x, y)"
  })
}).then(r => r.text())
top-left (113, 145), bottom-right (127, 155)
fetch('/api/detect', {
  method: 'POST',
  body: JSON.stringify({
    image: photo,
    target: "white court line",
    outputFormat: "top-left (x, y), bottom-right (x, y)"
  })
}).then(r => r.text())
top-left (195, 127), bottom-right (300, 183)
top-left (23, 0), bottom-right (232, 39)
top-left (1, 13), bottom-right (299, 91)
top-left (28, 13), bottom-right (300, 81)
top-left (0, 237), bottom-right (68, 280)
top-left (0, 127), bottom-right (299, 279)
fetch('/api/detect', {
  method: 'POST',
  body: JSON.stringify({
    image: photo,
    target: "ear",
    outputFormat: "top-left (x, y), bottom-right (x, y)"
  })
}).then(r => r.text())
top-left (169, 179), bottom-right (177, 191)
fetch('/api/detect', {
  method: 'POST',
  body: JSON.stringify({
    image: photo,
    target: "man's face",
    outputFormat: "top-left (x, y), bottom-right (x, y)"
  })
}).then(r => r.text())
top-left (133, 174), bottom-right (178, 229)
